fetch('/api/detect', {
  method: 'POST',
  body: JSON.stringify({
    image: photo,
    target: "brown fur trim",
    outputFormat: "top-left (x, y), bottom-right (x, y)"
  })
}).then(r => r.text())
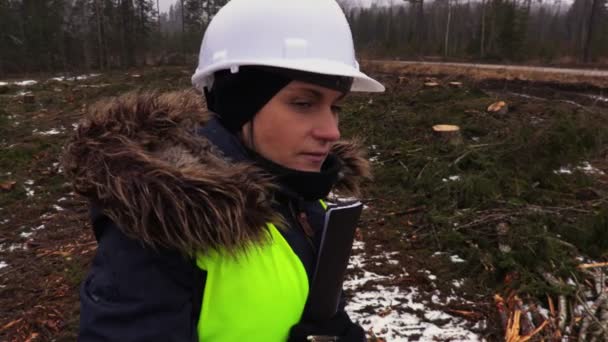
top-left (331, 139), bottom-right (372, 197)
top-left (62, 90), bottom-right (370, 254)
top-left (62, 90), bottom-right (280, 254)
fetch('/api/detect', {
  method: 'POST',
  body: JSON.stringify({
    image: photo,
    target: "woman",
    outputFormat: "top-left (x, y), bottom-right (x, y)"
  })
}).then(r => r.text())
top-left (63, 0), bottom-right (384, 340)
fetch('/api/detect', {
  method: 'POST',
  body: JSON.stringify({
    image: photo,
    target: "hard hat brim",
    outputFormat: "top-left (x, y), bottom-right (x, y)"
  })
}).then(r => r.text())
top-left (192, 58), bottom-right (385, 93)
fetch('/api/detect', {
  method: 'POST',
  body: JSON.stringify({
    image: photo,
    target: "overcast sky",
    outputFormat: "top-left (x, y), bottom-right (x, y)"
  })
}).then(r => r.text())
top-left (157, 0), bottom-right (388, 14)
top-left (157, 0), bottom-right (173, 13)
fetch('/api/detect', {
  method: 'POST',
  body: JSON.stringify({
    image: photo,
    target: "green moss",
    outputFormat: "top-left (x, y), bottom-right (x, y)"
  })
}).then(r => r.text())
top-left (64, 259), bottom-right (88, 287)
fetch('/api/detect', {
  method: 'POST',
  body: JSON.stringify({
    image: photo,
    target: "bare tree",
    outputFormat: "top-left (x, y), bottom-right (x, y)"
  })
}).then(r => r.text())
top-left (480, 0), bottom-right (486, 57)
top-left (93, 0), bottom-right (106, 69)
top-left (444, 0), bottom-right (453, 57)
top-left (157, 0), bottom-right (161, 33)
top-left (583, 0), bottom-right (603, 62)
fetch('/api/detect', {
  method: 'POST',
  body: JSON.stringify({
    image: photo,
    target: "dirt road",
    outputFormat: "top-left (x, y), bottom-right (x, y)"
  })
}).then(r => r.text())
top-left (366, 60), bottom-right (608, 88)
top-left (372, 60), bottom-right (608, 77)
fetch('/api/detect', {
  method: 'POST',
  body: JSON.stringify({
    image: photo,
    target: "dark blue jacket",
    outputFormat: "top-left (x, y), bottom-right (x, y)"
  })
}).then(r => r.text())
top-left (64, 92), bottom-right (370, 341)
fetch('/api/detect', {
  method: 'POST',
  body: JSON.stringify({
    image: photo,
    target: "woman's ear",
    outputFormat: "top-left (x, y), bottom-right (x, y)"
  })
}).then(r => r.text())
top-left (239, 121), bottom-right (255, 150)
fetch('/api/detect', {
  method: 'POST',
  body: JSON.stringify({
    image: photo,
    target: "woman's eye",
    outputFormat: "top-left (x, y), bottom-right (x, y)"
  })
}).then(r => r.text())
top-left (292, 101), bottom-right (312, 109)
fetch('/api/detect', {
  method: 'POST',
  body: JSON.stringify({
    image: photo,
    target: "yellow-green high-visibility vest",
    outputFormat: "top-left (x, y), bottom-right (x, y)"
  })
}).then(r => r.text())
top-left (195, 223), bottom-right (309, 341)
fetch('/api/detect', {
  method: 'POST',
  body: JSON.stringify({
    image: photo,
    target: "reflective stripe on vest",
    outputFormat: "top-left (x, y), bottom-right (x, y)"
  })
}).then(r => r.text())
top-left (319, 199), bottom-right (328, 211)
top-left (196, 223), bottom-right (309, 341)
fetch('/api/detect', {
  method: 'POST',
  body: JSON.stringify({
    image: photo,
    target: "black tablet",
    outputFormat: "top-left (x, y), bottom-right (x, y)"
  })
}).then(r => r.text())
top-left (304, 201), bottom-right (364, 321)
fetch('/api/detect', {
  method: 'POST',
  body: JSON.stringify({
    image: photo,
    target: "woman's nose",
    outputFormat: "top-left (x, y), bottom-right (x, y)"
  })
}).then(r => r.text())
top-left (312, 109), bottom-right (341, 142)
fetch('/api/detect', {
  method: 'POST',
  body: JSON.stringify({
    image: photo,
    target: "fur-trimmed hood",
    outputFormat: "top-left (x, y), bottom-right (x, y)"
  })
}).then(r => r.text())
top-left (62, 90), bottom-right (371, 254)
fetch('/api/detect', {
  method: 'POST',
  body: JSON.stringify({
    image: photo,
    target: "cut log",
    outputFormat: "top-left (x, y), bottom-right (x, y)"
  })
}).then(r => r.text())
top-left (432, 124), bottom-right (463, 146)
top-left (23, 93), bottom-right (35, 104)
top-left (487, 101), bottom-right (508, 115)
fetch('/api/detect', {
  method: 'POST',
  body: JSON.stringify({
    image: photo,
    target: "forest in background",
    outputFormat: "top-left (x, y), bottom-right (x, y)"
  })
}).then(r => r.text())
top-left (0, 0), bottom-right (607, 77)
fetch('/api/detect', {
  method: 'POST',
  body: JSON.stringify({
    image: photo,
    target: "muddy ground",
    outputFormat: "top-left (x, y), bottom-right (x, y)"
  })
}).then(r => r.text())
top-left (1, 66), bottom-right (607, 341)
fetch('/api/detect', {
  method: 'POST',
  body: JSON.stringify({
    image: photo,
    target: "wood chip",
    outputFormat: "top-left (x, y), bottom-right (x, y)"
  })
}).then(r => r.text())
top-left (0, 181), bottom-right (16, 191)
top-left (578, 262), bottom-right (608, 269)
top-left (0, 318), bottom-right (23, 332)
top-left (487, 101), bottom-right (509, 115)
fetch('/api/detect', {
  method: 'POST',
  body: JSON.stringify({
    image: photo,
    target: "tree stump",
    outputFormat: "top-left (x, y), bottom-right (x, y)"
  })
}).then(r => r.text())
top-left (432, 124), bottom-right (463, 146)
top-left (496, 222), bottom-right (511, 253)
top-left (23, 93), bottom-right (35, 104)
top-left (424, 82), bottom-right (440, 88)
top-left (0, 180), bottom-right (16, 191)
top-left (487, 101), bottom-right (508, 115)
top-left (449, 82), bottom-right (463, 88)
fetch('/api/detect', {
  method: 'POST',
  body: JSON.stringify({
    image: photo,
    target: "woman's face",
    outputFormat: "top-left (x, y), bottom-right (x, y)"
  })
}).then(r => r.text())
top-left (241, 80), bottom-right (345, 172)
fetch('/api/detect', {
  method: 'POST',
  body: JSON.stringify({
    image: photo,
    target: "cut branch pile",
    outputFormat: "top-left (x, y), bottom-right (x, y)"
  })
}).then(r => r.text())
top-left (496, 263), bottom-right (608, 340)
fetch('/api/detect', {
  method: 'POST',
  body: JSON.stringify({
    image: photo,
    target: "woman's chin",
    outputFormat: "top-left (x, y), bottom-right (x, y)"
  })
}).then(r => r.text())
top-left (289, 161), bottom-right (322, 173)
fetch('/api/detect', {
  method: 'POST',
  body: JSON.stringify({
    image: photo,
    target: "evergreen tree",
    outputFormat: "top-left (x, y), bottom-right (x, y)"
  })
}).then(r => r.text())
top-left (0, 0), bottom-right (24, 75)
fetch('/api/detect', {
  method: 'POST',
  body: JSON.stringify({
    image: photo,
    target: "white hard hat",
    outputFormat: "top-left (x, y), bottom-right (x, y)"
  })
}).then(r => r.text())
top-left (191, 0), bottom-right (385, 93)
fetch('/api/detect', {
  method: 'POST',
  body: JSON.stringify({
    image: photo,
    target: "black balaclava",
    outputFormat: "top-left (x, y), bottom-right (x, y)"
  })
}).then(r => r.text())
top-left (204, 66), bottom-right (353, 133)
top-left (204, 66), bottom-right (353, 200)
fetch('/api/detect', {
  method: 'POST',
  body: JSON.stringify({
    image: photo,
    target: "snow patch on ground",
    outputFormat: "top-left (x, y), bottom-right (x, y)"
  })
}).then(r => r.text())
top-left (76, 83), bottom-right (111, 88)
top-left (450, 255), bottom-right (466, 263)
top-left (24, 186), bottom-right (35, 198)
top-left (442, 175), bottom-right (461, 182)
top-left (368, 144), bottom-right (382, 164)
top-left (16, 90), bottom-right (32, 97)
top-left (0, 261), bottom-right (8, 269)
top-left (452, 279), bottom-right (465, 288)
top-left (0, 243), bottom-right (27, 252)
top-left (586, 94), bottom-right (608, 103)
top-left (345, 241), bottom-right (483, 341)
top-left (40, 212), bottom-right (55, 219)
top-left (14, 80), bottom-right (38, 86)
top-left (50, 73), bottom-right (101, 82)
top-left (555, 161), bottom-right (605, 175)
top-left (35, 128), bottom-right (62, 136)
top-left (2, 73), bottom-right (102, 89)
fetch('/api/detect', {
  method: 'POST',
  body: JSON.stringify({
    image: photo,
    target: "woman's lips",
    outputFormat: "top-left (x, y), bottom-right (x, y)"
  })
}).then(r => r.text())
top-left (301, 152), bottom-right (328, 164)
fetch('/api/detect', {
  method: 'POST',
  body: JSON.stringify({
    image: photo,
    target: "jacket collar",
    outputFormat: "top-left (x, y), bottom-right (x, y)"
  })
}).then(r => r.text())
top-left (62, 90), bottom-right (371, 254)
top-left (197, 117), bottom-right (250, 163)
top-left (200, 117), bottom-right (342, 201)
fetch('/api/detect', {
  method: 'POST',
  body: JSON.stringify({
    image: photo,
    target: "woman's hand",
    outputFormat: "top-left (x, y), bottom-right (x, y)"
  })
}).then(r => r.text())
top-left (288, 311), bottom-right (366, 342)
